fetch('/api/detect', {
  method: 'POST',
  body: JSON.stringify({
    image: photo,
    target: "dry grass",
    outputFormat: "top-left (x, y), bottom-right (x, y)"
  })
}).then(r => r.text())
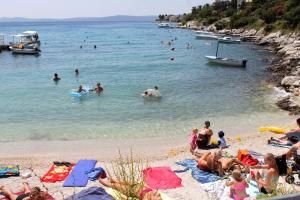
top-left (106, 150), bottom-right (148, 200)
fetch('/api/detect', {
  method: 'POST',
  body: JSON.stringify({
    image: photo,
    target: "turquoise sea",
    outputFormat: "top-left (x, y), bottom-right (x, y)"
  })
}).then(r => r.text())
top-left (0, 21), bottom-right (286, 142)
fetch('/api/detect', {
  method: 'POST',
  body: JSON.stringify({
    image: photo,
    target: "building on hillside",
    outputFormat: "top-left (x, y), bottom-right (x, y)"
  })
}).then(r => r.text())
top-left (237, 0), bottom-right (252, 9)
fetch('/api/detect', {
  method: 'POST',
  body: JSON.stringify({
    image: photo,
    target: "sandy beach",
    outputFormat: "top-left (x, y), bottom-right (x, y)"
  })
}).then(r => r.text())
top-left (1, 120), bottom-right (300, 199)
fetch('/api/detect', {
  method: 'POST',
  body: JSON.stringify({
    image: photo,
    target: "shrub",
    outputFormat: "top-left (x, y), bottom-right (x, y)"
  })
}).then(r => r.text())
top-left (207, 16), bottom-right (219, 25)
top-left (215, 20), bottom-right (228, 30)
top-left (264, 24), bottom-right (275, 33)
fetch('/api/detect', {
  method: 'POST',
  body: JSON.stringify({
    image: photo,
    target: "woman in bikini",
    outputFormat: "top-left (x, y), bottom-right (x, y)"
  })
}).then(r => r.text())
top-left (0, 181), bottom-right (50, 200)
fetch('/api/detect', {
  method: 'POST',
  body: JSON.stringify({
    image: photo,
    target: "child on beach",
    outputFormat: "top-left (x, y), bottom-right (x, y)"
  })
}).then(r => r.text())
top-left (189, 128), bottom-right (198, 154)
top-left (218, 131), bottom-right (228, 149)
top-left (225, 169), bottom-right (249, 200)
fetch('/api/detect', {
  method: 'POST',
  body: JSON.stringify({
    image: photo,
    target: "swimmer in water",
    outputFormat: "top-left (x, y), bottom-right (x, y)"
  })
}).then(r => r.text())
top-left (77, 85), bottom-right (86, 93)
top-left (94, 82), bottom-right (104, 93)
top-left (53, 73), bottom-right (61, 82)
top-left (75, 69), bottom-right (79, 76)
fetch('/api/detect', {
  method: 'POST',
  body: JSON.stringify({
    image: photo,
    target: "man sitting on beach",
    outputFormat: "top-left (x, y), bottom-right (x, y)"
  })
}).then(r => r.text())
top-left (270, 118), bottom-right (300, 144)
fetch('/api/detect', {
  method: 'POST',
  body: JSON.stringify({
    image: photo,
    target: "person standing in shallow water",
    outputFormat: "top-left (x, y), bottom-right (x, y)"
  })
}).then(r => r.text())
top-left (75, 69), bottom-right (79, 76)
top-left (93, 83), bottom-right (104, 94)
top-left (53, 73), bottom-right (61, 82)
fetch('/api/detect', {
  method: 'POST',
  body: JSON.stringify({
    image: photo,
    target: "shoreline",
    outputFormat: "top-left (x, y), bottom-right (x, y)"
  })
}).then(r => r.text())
top-left (179, 23), bottom-right (300, 115)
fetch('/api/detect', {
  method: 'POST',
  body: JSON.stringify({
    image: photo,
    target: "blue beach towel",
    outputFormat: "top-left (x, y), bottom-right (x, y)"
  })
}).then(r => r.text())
top-left (63, 160), bottom-right (97, 187)
top-left (176, 159), bottom-right (221, 184)
top-left (65, 187), bottom-right (114, 200)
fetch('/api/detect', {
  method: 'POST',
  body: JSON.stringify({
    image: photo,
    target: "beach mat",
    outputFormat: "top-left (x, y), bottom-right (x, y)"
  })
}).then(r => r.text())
top-left (143, 167), bottom-right (182, 190)
top-left (63, 160), bottom-right (97, 187)
top-left (65, 187), bottom-right (114, 200)
top-left (0, 165), bottom-right (19, 178)
top-left (41, 162), bottom-right (74, 183)
top-left (202, 179), bottom-right (260, 200)
top-left (176, 159), bottom-right (221, 184)
top-left (269, 143), bottom-right (291, 149)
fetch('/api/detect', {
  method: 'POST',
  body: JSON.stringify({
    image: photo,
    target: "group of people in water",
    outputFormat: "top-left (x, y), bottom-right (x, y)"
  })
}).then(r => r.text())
top-left (188, 119), bottom-right (300, 199)
top-left (52, 69), bottom-right (104, 94)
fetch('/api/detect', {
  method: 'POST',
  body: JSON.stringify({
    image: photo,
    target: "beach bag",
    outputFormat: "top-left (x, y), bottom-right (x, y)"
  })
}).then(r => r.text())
top-left (237, 149), bottom-right (249, 161)
top-left (276, 154), bottom-right (287, 175)
top-left (241, 155), bottom-right (259, 166)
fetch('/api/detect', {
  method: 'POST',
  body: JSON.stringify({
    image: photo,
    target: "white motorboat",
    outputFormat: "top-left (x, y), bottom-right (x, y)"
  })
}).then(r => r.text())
top-left (218, 36), bottom-right (241, 44)
top-left (157, 22), bottom-right (171, 28)
top-left (205, 41), bottom-right (247, 67)
top-left (9, 31), bottom-right (41, 54)
top-left (205, 56), bottom-right (247, 67)
top-left (195, 31), bottom-right (219, 40)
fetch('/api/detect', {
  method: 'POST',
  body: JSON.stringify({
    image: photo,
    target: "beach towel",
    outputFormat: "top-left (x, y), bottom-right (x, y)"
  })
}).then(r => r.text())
top-left (176, 159), bottom-right (221, 184)
top-left (143, 167), bottom-right (182, 189)
top-left (202, 179), bottom-right (260, 200)
top-left (41, 162), bottom-right (74, 183)
top-left (86, 167), bottom-right (106, 181)
top-left (65, 187), bottom-right (114, 200)
top-left (0, 165), bottom-right (19, 178)
top-left (241, 154), bottom-right (259, 166)
top-left (63, 160), bottom-right (97, 187)
top-left (269, 142), bottom-right (292, 149)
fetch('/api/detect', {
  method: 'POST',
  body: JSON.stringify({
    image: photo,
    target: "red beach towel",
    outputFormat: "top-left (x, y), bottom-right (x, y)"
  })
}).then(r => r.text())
top-left (41, 163), bottom-right (74, 183)
top-left (143, 167), bottom-right (182, 189)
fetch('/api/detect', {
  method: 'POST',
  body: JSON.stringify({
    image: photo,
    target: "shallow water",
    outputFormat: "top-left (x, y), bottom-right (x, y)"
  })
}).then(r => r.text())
top-left (0, 21), bottom-right (290, 141)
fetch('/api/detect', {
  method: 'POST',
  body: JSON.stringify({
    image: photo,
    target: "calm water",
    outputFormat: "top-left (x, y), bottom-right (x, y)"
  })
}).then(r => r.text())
top-left (0, 21), bottom-right (285, 141)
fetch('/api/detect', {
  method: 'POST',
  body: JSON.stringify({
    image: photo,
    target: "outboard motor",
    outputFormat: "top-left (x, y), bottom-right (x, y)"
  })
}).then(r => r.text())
top-left (242, 58), bottom-right (248, 67)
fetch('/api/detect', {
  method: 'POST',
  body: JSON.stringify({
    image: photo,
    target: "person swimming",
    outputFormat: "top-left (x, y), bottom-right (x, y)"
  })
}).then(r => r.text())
top-left (53, 73), bottom-right (61, 82)
top-left (142, 86), bottom-right (161, 97)
top-left (75, 69), bottom-right (79, 76)
top-left (94, 83), bottom-right (104, 93)
top-left (77, 85), bottom-right (86, 93)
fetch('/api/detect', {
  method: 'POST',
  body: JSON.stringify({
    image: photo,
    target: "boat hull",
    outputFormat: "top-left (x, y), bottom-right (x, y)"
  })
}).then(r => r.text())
top-left (10, 47), bottom-right (40, 54)
top-left (218, 39), bottom-right (241, 44)
top-left (205, 56), bottom-right (247, 67)
top-left (195, 35), bottom-right (219, 40)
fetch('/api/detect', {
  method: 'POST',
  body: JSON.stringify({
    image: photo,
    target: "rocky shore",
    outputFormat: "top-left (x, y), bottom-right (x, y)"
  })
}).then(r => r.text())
top-left (236, 29), bottom-right (300, 115)
top-left (187, 24), bottom-right (300, 115)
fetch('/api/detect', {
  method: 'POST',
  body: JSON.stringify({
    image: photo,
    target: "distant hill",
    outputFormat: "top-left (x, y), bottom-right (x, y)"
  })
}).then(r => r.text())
top-left (0, 15), bottom-right (156, 22)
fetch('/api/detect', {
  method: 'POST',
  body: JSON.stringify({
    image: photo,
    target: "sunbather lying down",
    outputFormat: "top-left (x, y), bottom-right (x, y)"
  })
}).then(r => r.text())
top-left (98, 176), bottom-right (162, 200)
top-left (0, 181), bottom-right (51, 200)
top-left (197, 151), bottom-right (246, 176)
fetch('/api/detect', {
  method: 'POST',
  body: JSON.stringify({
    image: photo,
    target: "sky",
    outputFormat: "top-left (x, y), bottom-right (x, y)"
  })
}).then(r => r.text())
top-left (0, 0), bottom-right (213, 19)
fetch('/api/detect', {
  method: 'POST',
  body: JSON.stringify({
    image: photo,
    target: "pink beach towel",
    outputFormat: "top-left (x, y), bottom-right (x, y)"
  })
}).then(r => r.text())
top-left (143, 166), bottom-right (182, 189)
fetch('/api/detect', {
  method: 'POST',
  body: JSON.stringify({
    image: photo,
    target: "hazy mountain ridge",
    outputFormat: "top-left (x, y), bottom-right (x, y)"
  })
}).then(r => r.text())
top-left (0, 15), bottom-right (156, 22)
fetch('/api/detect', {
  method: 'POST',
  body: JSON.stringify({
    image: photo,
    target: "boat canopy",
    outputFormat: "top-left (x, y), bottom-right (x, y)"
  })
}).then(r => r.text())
top-left (23, 31), bottom-right (38, 35)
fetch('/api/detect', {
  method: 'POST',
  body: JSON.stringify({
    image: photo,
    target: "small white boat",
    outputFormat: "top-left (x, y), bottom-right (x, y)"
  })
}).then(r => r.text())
top-left (205, 56), bottom-right (247, 67)
top-left (195, 31), bottom-right (219, 40)
top-left (157, 22), bottom-right (171, 28)
top-left (9, 31), bottom-right (41, 55)
top-left (205, 41), bottom-right (247, 67)
top-left (218, 37), bottom-right (241, 44)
